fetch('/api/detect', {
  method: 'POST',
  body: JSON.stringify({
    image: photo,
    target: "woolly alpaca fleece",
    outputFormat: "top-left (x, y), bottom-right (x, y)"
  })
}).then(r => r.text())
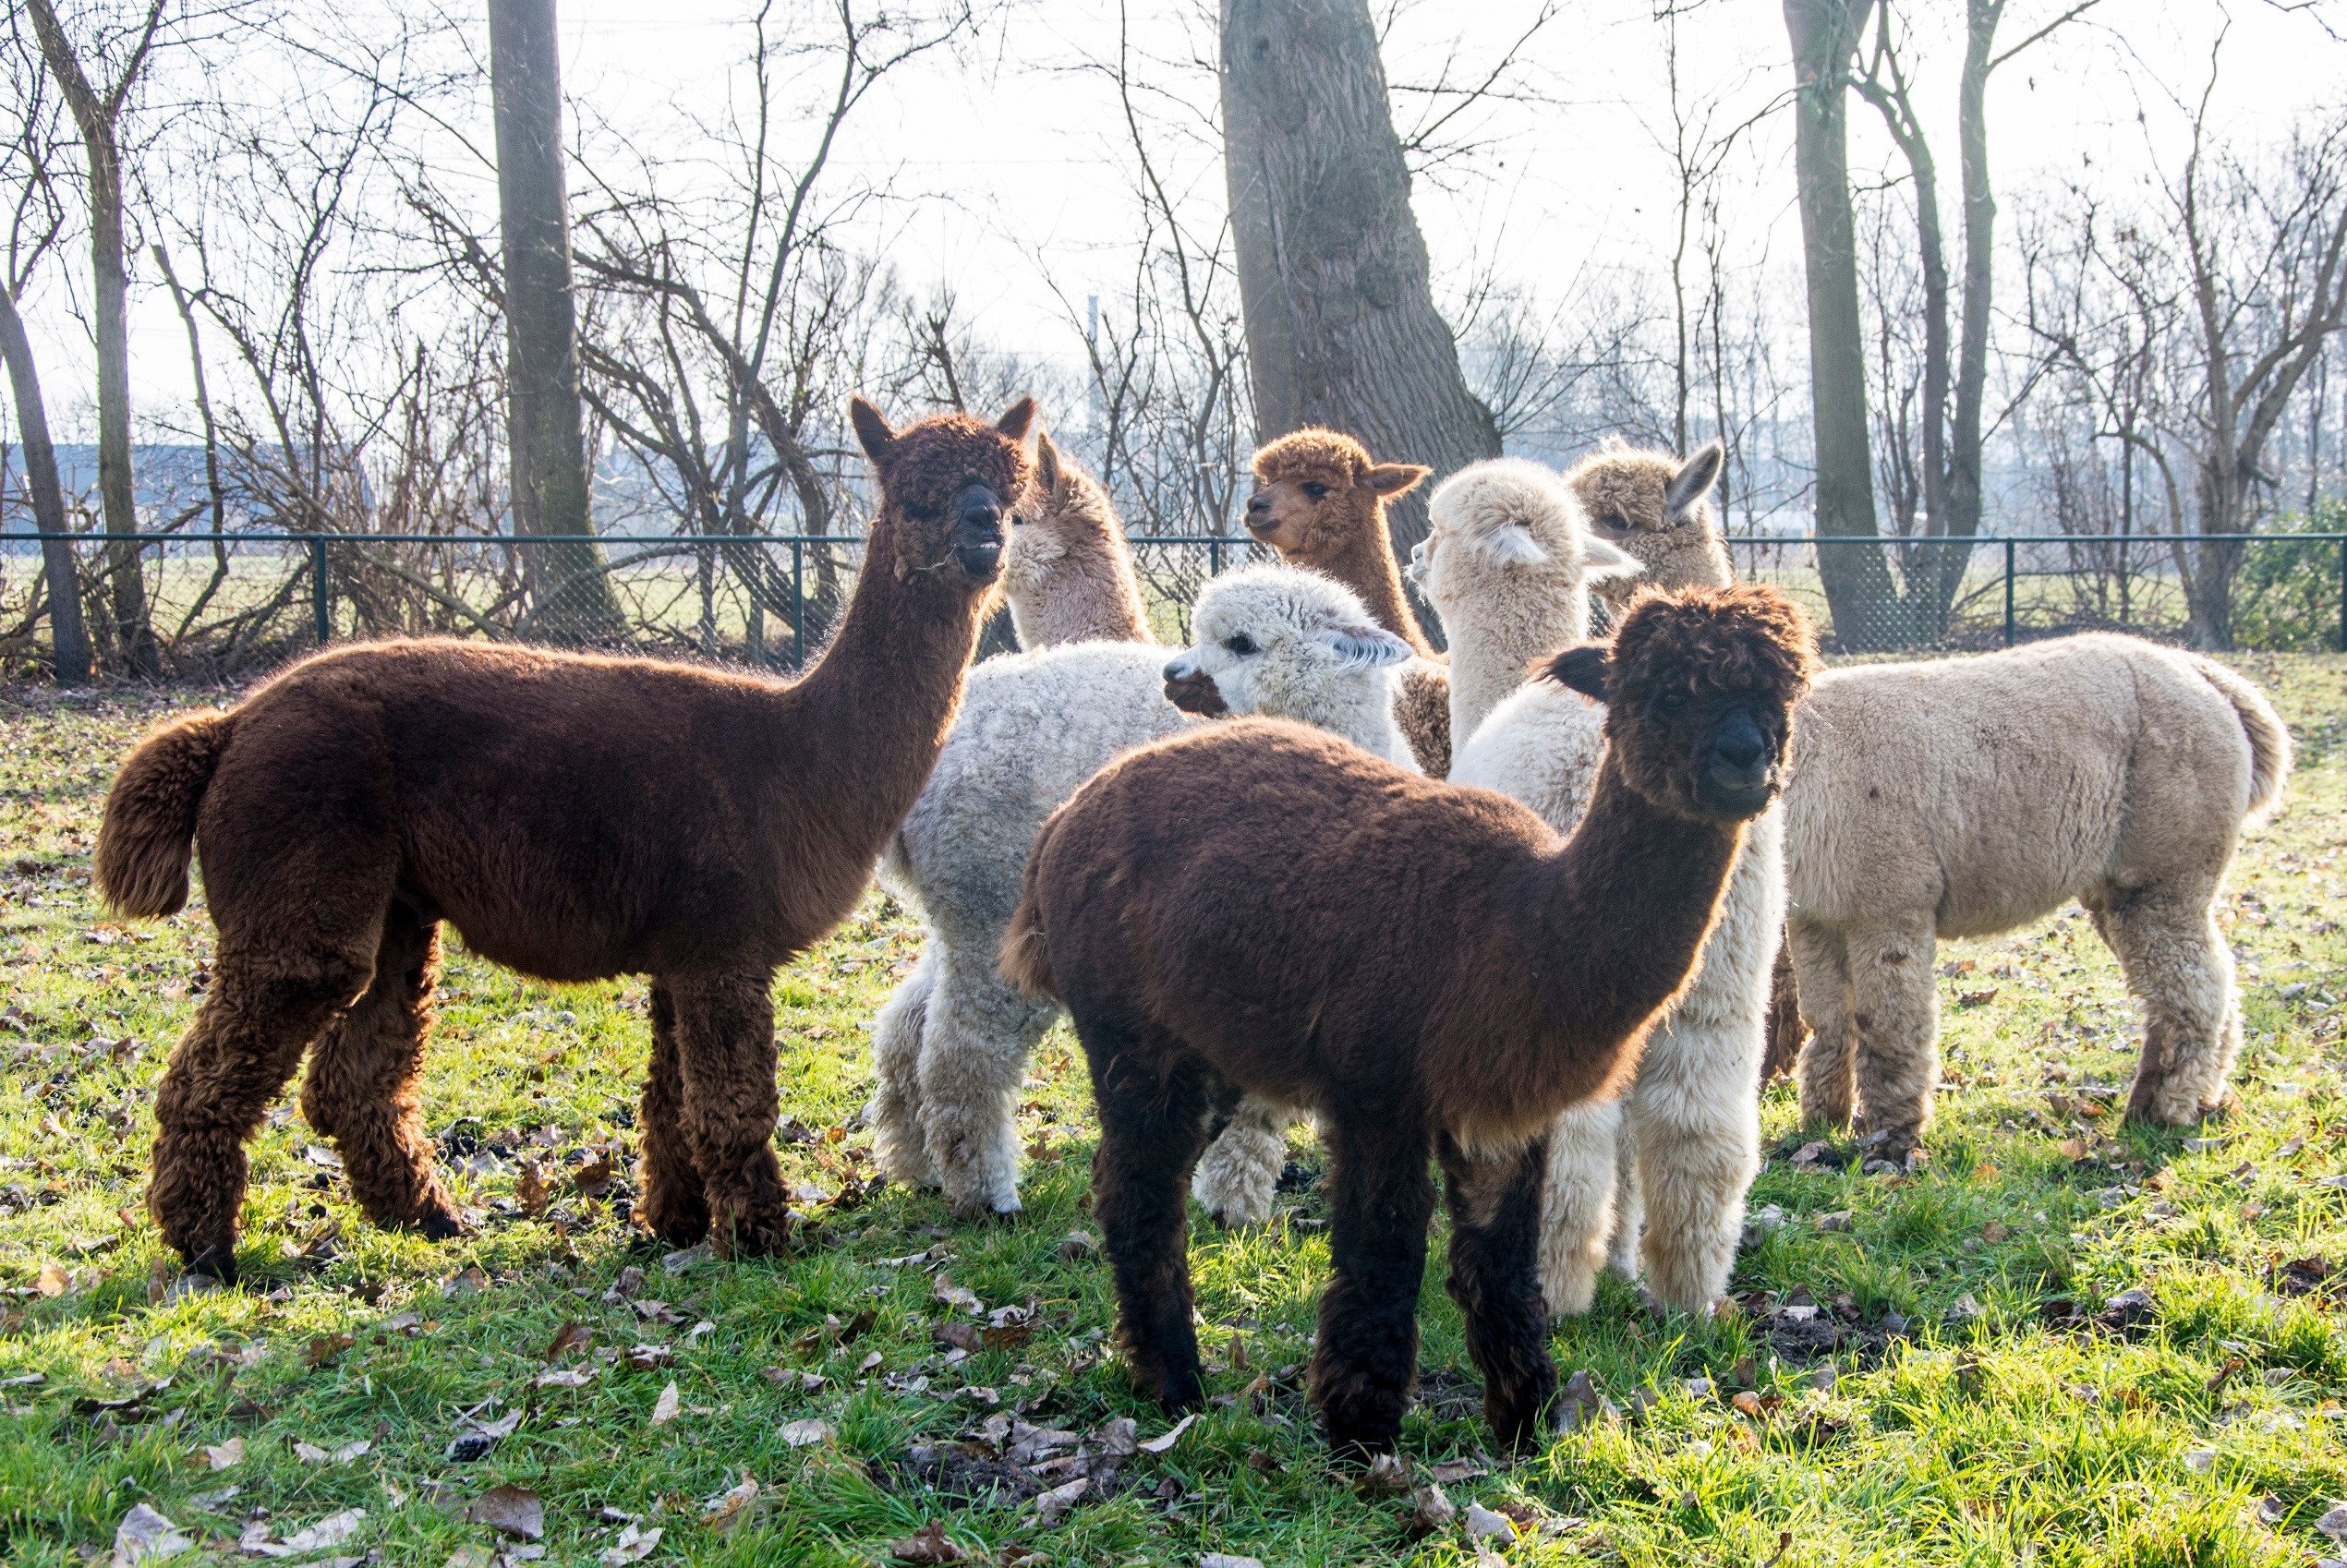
top-left (1784, 633), bottom-right (2292, 1148)
top-left (1409, 457), bottom-right (1641, 745)
top-left (1441, 474), bottom-right (1782, 1316)
top-left (1004, 585), bottom-right (1819, 1455)
top-left (1000, 430), bottom-right (1151, 646)
top-left (1566, 438), bottom-right (1733, 617)
top-left (868, 566), bottom-right (1415, 1219)
top-left (95, 395), bottom-right (1035, 1281)
top-left (1246, 428), bottom-right (1453, 776)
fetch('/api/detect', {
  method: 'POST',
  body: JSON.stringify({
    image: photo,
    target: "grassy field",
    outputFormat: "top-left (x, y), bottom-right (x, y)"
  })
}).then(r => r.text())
top-left (2, 655), bottom-right (2346, 1566)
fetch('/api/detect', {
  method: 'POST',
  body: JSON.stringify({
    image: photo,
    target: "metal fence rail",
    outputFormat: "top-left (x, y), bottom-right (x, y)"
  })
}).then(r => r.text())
top-left (2, 530), bottom-right (2341, 681)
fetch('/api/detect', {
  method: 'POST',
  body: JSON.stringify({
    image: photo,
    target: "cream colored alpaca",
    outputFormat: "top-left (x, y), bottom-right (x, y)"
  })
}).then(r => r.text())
top-left (1429, 452), bottom-right (1781, 1317)
top-left (1784, 638), bottom-right (2291, 1151)
top-left (1566, 439), bottom-right (1733, 621)
top-left (1000, 432), bottom-right (1151, 646)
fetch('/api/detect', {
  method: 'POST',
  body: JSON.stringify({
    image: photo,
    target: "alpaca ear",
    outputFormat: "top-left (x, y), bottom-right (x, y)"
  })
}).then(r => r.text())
top-left (1034, 428), bottom-right (1063, 491)
top-left (1313, 622), bottom-right (1414, 669)
top-left (1583, 536), bottom-right (1643, 582)
top-left (996, 396), bottom-right (1038, 441)
top-left (1543, 643), bottom-right (1612, 701)
top-left (1358, 463), bottom-right (1430, 498)
top-left (1665, 440), bottom-right (1725, 524)
top-left (1482, 522), bottom-right (1549, 568)
top-left (850, 396), bottom-right (896, 461)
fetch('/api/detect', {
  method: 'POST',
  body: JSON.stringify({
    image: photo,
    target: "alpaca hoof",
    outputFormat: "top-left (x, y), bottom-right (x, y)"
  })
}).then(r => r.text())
top-left (710, 1207), bottom-right (792, 1259)
top-left (165, 1270), bottom-right (229, 1304)
top-left (417, 1210), bottom-right (471, 1243)
top-left (181, 1247), bottom-right (238, 1288)
top-left (948, 1193), bottom-right (1022, 1224)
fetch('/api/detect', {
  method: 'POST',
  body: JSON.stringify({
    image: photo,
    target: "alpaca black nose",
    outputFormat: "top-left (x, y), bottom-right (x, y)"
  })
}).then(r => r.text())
top-left (950, 484), bottom-right (1006, 578)
top-left (1243, 492), bottom-right (1274, 532)
top-left (1712, 711), bottom-right (1768, 772)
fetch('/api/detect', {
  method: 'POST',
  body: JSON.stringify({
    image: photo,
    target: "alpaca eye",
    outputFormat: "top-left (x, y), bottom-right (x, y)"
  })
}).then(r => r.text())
top-left (1302, 483), bottom-right (1327, 500)
top-left (1653, 691), bottom-right (1688, 716)
top-left (1223, 633), bottom-right (1259, 657)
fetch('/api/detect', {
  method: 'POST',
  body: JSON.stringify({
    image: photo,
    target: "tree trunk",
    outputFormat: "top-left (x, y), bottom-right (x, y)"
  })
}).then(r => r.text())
top-left (489, 0), bottom-right (621, 640)
top-left (1220, 0), bottom-right (1499, 644)
top-left (0, 287), bottom-right (92, 682)
top-left (1784, 0), bottom-right (1902, 650)
top-left (28, 0), bottom-right (156, 675)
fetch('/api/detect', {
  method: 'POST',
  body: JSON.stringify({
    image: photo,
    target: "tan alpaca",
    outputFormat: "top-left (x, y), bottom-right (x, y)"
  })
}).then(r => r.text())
top-left (1784, 638), bottom-right (2292, 1151)
top-left (1428, 454), bottom-right (1785, 1317)
top-left (1566, 438), bottom-right (1734, 619)
top-left (1241, 428), bottom-right (1452, 776)
top-left (1000, 431), bottom-right (1151, 645)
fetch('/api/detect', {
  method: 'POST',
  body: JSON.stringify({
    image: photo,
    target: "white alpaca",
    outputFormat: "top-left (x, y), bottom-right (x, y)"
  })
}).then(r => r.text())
top-left (868, 564), bottom-right (1413, 1218)
top-left (1784, 636), bottom-right (2291, 1148)
top-left (1425, 452), bottom-right (1779, 1317)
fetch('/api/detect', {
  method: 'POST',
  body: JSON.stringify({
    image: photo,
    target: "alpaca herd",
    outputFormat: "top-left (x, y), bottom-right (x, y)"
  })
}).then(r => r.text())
top-left (92, 392), bottom-right (2293, 1462)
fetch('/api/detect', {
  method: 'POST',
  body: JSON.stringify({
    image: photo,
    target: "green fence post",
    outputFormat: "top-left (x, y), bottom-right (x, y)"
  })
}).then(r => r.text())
top-left (792, 540), bottom-right (805, 669)
top-left (312, 536), bottom-right (331, 645)
top-left (2003, 538), bottom-right (2016, 647)
top-left (1209, 537), bottom-right (1222, 576)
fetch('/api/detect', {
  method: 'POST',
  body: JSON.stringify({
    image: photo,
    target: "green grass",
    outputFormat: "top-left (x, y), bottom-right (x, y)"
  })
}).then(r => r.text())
top-left (3, 656), bottom-right (2347, 1565)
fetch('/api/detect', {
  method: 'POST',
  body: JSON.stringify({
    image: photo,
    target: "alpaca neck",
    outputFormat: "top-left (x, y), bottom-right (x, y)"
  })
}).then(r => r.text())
top-left (1446, 576), bottom-right (1592, 743)
top-left (1008, 530), bottom-right (1152, 646)
top-left (1505, 759), bottom-right (1743, 1102)
top-left (781, 516), bottom-right (984, 859)
top-left (1294, 515), bottom-right (1434, 657)
top-left (1268, 676), bottom-right (1413, 771)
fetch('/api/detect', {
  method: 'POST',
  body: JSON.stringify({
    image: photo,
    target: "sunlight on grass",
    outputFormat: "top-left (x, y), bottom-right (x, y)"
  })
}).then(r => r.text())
top-left (1, 655), bottom-right (2344, 1563)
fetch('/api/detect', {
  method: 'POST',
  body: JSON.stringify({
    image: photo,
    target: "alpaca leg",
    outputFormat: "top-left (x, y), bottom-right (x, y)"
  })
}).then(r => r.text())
top-left (1311, 1115), bottom-right (1437, 1458)
top-left (635, 981), bottom-right (710, 1246)
top-left (1846, 918), bottom-right (1940, 1154)
top-left (2099, 887), bottom-right (2237, 1125)
top-left (916, 948), bottom-right (1055, 1219)
top-left (1192, 1094), bottom-right (1290, 1227)
top-left (1439, 1133), bottom-right (1556, 1454)
top-left (1079, 1019), bottom-right (1213, 1411)
top-left (299, 900), bottom-right (463, 1237)
top-left (151, 941), bottom-right (379, 1280)
top-left (1789, 916), bottom-right (1857, 1130)
top-left (866, 945), bottom-right (941, 1189)
top-left (1605, 1114), bottom-right (1644, 1280)
top-left (1536, 1098), bottom-right (1625, 1316)
top-left (664, 970), bottom-right (793, 1258)
top-left (1628, 1018), bottom-right (1764, 1317)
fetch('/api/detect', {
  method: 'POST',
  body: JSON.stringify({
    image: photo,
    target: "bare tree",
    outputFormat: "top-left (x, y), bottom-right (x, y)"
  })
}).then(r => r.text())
top-left (0, 18), bottom-right (91, 681)
top-left (1221, 0), bottom-right (1502, 601)
top-left (25, 0), bottom-right (169, 673)
top-left (488, 0), bottom-right (620, 637)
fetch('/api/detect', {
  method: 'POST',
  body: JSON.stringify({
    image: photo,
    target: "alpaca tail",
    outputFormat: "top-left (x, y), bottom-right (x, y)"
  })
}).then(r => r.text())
top-left (2187, 655), bottom-right (2293, 825)
top-left (998, 886), bottom-right (1057, 1000)
top-left (94, 709), bottom-right (236, 918)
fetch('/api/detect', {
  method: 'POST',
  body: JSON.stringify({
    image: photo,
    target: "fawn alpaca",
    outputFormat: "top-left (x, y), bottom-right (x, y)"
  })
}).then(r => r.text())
top-left (96, 397), bottom-right (1034, 1282)
top-left (1003, 586), bottom-right (1818, 1455)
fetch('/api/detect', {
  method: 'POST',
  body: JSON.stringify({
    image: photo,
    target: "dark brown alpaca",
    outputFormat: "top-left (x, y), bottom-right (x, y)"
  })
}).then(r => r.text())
top-left (1241, 429), bottom-right (1452, 775)
top-left (95, 397), bottom-right (1036, 1284)
top-left (1001, 585), bottom-right (1817, 1457)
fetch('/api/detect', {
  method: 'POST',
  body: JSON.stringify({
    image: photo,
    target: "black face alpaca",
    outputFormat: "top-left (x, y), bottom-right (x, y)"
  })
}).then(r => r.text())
top-left (1549, 637), bottom-right (1796, 822)
top-left (849, 396), bottom-right (1034, 587)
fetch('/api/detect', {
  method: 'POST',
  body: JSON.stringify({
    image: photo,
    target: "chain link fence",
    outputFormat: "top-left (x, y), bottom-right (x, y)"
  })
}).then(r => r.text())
top-left (2, 531), bottom-right (2341, 681)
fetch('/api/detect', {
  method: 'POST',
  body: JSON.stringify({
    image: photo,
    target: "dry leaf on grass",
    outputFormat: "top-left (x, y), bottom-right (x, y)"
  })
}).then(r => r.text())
top-left (1359, 1453), bottom-right (1409, 1496)
top-left (466, 1485), bottom-right (545, 1540)
top-left (304, 1333), bottom-right (357, 1368)
top-left (517, 1161), bottom-right (549, 1216)
top-left (111, 1502), bottom-right (192, 1565)
top-left (292, 1438), bottom-right (371, 1465)
top-left (1199, 1557), bottom-right (1264, 1568)
top-left (1137, 1413), bottom-right (1195, 1453)
top-left (649, 1381), bottom-right (682, 1426)
top-left (780, 1417), bottom-right (833, 1447)
top-left (889, 1520), bottom-right (965, 1564)
top-left (543, 1321), bottom-right (591, 1361)
top-left (202, 1437), bottom-right (244, 1470)
top-left (1029, 1476), bottom-right (1089, 1526)
top-left (597, 1524), bottom-right (661, 1565)
top-left (699, 1477), bottom-right (759, 1534)
top-left (1465, 1502), bottom-right (1518, 1543)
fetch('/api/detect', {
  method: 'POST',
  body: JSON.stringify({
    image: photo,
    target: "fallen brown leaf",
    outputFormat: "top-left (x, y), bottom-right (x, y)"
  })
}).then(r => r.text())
top-left (466, 1485), bottom-right (544, 1540)
top-left (304, 1333), bottom-right (357, 1369)
top-left (890, 1520), bottom-right (966, 1564)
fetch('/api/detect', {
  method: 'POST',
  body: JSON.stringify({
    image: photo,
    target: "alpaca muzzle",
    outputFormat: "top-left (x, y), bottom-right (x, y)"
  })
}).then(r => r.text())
top-left (950, 485), bottom-right (1007, 580)
top-left (1162, 655), bottom-right (1228, 716)
top-left (1697, 708), bottom-right (1778, 818)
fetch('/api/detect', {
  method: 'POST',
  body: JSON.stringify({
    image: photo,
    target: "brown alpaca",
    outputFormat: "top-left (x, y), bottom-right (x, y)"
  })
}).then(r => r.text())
top-left (1002, 585), bottom-right (1818, 1456)
top-left (1566, 438), bottom-right (1735, 621)
top-left (94, 397), bottom-right (1036, 1283)
top-left (1001, 430), bottom-right (1151, 646)
top-left (1242, 429), bottom-right (1451, 775)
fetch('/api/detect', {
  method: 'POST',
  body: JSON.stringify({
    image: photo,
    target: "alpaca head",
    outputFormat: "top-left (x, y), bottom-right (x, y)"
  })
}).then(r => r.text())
top-left (1001, 429), bottom-right (1121, 600)
top-left (850, 395), bottom-right (1037, 589)
top-left (1545, 584), bottom-right (1818, 823)
top-left (1162, 564), bottom-right (1412, 721)
top-left (1241, 428), bottom-right (1428, 566)
top-left (1407, 457), bottom-right (1642, 618)
top-left (1565, 439), bottom-right (1731, 609)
